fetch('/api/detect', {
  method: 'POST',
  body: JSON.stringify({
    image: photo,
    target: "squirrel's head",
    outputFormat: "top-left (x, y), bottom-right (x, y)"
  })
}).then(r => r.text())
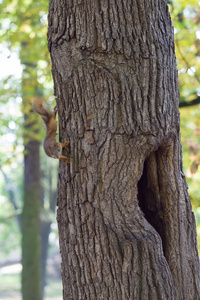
top-left (45, 142), bottom-right (62, 159)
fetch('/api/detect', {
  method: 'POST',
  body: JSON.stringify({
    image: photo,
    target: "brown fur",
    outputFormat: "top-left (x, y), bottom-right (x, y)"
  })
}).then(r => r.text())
top-left (33, 98), bottom-right (70, 163)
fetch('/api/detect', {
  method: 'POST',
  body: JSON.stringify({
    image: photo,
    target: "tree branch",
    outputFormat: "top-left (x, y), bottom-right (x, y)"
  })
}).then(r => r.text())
top-left (179, 96), bottom-right (200, 108)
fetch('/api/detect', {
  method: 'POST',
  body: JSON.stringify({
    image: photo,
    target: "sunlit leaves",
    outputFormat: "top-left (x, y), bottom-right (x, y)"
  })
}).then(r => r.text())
top-left (0, 0), bottom-right (53, 165)
top-left (169, 0), bottom-right (200, 101)
top-left (168, 1), bottom-right (200, 210)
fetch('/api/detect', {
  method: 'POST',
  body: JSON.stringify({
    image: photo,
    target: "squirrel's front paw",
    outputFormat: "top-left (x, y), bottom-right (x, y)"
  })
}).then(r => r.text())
top-left (59, 155), bottom-right (70, 163)
top-left (62, 141), bottom-right (70, 147)
top-left (53, 106), bottom-right (58, 114)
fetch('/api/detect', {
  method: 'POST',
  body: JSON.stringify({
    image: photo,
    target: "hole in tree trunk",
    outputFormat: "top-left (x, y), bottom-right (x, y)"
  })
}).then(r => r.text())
top-left (137, 150), bottom-right (167, 256)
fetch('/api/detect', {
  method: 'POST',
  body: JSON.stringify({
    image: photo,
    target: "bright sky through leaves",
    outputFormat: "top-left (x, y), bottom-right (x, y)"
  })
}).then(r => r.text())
top-left (0, 45), bottom-right (22, 79)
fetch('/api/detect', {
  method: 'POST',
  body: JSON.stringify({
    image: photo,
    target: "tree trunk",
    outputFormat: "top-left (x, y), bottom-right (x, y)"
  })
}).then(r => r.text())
top-left (22, 140), bottom-right (42, 300)
top-left (41, 164), bottom-right (57, 293)
top-left (48, 0), bottom-right (200, 299)
top-left (21, 60), bottom-right (42, 300)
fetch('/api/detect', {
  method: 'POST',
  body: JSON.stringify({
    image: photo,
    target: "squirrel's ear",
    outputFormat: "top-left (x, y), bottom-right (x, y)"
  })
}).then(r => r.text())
top-left (54, 142), bottom-right (57, 146)
top-left (48, 145), bottom-right (51, 150)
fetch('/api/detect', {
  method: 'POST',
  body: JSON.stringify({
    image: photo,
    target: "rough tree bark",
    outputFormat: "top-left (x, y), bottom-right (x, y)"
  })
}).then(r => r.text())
top-left (48, 0), bottom-right (200, 299)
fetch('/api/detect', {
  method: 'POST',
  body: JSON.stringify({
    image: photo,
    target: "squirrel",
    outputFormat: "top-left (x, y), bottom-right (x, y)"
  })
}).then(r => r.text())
top-left (33, 98), bottom-right (70, 163)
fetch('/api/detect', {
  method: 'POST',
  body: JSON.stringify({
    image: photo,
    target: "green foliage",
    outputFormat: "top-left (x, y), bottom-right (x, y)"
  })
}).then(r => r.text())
top-left (180, 107), bottom-right (200, 206)
top-left (168, 0), bottom-right (200, 250)
top-left (0, 197), bottom-right (21, 257)
top-left (0, 0), bottom-right (55, 167)
top-left (169, 0), bottom-right (200, 103)
top-left (170, 0), bottom-right (200, 204)
top-left (0, 3), bottom-right (57, 297)
top-left (0, 76), bottom-right (23, 165)
top-left (0, 0), bottom-right (53, 146)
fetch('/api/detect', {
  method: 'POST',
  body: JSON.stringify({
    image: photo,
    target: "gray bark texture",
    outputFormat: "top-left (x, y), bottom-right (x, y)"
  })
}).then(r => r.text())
top-left (47, 0), bottom-right (200, 299)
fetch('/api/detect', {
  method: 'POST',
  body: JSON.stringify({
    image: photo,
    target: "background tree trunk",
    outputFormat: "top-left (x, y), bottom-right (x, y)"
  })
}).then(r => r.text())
top-left (22, 140), bottom-right (41, 300)
top-left (21, 55), bottom-right (42, 299)
top-left (40, 164), bottom-right (57, 292)
top-left (48, 0), bottom-right (200, 299)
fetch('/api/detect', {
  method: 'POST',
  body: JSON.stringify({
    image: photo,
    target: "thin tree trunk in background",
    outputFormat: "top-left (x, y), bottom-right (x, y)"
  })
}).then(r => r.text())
top-left (41, 164), bottom-right (57, 292)
top-left (22, 140), bottom-right (42, 300)
top-left (21, 59), bottom-right (42, 300)
top-left (48, 0), bottom-right (200, 299)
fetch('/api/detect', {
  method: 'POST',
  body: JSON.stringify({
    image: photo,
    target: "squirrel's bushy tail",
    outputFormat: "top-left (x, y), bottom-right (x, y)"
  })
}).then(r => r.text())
top-left (33, 98), bottom-right (53, 126)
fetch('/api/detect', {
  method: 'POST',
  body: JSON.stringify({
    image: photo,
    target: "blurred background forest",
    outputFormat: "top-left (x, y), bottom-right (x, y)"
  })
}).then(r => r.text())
top-left (0, 0), bottom-right (200, 299)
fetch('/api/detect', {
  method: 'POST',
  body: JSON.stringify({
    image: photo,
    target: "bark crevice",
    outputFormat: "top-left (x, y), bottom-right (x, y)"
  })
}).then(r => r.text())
top-left (137, 136), bottom-right (178, 258)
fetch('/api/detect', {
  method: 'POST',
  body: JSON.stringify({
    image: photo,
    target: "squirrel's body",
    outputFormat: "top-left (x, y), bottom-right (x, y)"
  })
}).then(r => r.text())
top-left (33, 98), bottom-right (70, 162)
